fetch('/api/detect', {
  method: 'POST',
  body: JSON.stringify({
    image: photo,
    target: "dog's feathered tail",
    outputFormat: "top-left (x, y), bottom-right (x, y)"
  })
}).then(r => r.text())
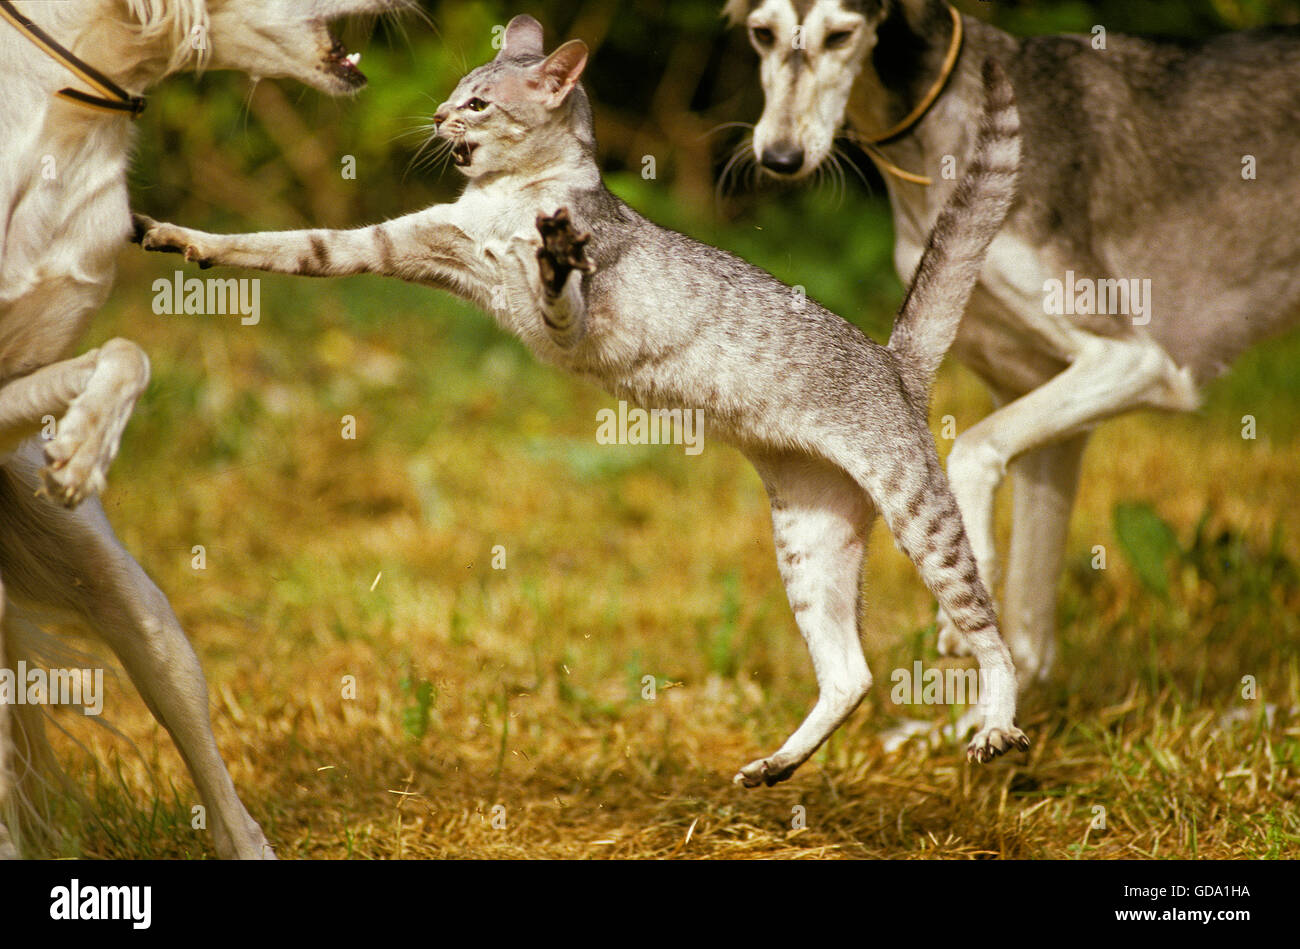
top-left (887, 59), bottom-right (1020, 407)
top-left (1, 610), bottom-right (68, 858)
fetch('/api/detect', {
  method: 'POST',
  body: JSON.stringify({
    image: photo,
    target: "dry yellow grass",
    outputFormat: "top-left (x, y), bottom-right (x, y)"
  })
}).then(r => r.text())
top-left (15, 255), bottom-right (1300, 860)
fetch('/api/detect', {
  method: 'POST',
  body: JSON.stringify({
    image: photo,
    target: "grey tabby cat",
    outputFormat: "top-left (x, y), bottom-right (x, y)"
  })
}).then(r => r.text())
top-left (135, 14), bottom-right (1028, 784)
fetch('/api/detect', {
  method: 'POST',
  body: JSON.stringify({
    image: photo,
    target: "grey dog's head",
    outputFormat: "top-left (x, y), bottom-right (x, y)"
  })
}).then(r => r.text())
top-left (725, 0), bottom-right (904, 179)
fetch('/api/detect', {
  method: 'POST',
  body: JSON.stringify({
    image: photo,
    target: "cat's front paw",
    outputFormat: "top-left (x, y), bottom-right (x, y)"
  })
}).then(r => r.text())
top-left (966, 725), bottom-right (1031, 763)
top-left (132, 213), bottom-right (215, 269)
top-left (536, 207), bottom-right (594, 297)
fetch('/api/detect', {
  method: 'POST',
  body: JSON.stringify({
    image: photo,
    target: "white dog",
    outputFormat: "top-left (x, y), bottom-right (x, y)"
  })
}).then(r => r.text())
top-left (0, 0), bottom-right (406, 859)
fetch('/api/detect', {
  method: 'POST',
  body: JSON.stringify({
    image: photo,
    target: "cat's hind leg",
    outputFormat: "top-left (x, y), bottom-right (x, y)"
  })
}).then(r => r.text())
top-left (734, 454), bottom-right (874, 787)
top-left (851, 439), bottom-right (1029, 763)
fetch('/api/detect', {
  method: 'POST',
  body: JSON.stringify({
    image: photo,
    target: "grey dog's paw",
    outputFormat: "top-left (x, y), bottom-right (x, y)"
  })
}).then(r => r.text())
top-left (966, 725), bottom-right (1031, 763)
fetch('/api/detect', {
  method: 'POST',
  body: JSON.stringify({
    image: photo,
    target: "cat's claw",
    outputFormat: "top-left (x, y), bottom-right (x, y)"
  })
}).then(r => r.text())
top-left (966, 725), bottom-right (1031, 763)
top-left (536, 207), bottom-right (594, 296)
top-left (133, 214), bottom-right (213, 268)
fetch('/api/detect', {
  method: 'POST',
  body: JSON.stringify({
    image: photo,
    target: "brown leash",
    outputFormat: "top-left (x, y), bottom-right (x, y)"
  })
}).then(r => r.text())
top-left (0, 0), bottom-right (146, 118)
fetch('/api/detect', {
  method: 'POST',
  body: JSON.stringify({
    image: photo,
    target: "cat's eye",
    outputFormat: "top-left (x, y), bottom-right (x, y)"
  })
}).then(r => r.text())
top-left (824, 29), bottom-right (855, 50)
top-left (751, 26), bottom-right (775, 48)
top-left (464, 97), bottom-right (491, 112)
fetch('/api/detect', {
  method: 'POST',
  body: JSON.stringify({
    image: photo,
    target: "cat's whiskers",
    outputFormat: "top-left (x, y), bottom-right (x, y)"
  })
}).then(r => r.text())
top-left (405, 131), bottom-right (455, 181)
top-left (391, 115), bottom-right (439, 145)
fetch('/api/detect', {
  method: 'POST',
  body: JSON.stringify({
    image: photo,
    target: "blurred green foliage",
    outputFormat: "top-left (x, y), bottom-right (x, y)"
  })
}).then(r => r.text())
top-left (127, 0), bottom-right (1300, 341)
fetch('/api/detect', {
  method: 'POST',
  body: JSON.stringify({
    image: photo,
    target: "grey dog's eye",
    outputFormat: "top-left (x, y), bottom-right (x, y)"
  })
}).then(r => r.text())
top-left (751, 26), bottom-right (775, 47)
top-left (465, 97), bottom-right (490, 112)
top-left (824, 29), bottom-right (854, 49)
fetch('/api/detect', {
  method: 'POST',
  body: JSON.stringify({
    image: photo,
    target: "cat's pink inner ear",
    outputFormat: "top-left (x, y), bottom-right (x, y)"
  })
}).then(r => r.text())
top-left (537, 40), bottom-right (590, 103)
top-left (499, 14), bottom-right (545, 60)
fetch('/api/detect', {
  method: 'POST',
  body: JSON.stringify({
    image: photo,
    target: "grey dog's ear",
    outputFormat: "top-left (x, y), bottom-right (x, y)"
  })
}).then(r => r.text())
top-left (497, 14), bottom-right (545, 60)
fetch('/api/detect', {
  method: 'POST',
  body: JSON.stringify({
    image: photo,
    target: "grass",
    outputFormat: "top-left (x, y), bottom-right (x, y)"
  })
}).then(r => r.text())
top-left (16, 187), bottom-right (1300, 859)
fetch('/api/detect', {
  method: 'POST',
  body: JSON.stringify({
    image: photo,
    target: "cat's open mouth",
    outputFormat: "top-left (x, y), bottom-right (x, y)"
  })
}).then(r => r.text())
top-left (324, 34), bottom-right (366, 88)
top-left (452, 141), bottom-right (479, 167)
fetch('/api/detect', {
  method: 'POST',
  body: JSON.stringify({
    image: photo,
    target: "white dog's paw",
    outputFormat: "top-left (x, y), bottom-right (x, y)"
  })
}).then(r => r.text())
top-left (936, 609), bottom-right (973, 657)
top-left (41, 402), bottom-right (119, 508)
top-left (966, 725), bottom-right (1031, 764)
top-left (40, 341), bottom-right (147, 508)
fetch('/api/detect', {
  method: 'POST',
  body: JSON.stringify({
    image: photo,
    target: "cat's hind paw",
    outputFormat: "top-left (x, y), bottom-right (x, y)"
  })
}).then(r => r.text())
top-left (966, 725), bottom-right (1031, 763)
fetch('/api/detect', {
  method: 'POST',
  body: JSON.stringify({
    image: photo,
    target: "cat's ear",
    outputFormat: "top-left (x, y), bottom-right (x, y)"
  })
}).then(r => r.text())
top-left (497, 15), bottom-right (545, 60)
top-left (532, 40), bottom-right (589, 107)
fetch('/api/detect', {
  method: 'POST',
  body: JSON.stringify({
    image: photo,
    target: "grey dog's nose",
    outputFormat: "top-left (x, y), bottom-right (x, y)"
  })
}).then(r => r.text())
top-left (761, 143), bottom-right (805, 175)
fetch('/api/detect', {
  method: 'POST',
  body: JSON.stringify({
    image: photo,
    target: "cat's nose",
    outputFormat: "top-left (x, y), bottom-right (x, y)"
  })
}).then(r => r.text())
top-left (433, 107), bottom-right (450, 128)
top-left (761, 142), bottom-right (805, 176)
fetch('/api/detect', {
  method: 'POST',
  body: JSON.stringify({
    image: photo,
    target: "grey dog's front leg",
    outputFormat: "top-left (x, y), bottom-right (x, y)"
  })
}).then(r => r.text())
top-left (133, 208), bottom-right (492, 302)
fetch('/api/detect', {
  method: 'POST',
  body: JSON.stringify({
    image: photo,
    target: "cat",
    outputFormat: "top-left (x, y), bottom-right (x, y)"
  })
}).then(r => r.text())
top-left (135, 13), bottom-right (1029, 786)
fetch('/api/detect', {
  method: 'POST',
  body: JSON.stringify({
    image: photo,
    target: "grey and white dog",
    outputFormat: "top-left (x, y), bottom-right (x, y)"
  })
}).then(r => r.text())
top-left (726, 0), bottom-right (1300, 683)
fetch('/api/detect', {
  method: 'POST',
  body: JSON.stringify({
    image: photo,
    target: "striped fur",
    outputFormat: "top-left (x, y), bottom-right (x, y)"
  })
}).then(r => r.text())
top-left (135, 19), bottom-right (1031, 787)
top-left (888, 60), bottom-right (1020, 407)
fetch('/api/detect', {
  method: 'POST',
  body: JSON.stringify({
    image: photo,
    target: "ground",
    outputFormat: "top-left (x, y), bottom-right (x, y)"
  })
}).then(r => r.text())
top-left (19, 229), bottom-right (1300, 859)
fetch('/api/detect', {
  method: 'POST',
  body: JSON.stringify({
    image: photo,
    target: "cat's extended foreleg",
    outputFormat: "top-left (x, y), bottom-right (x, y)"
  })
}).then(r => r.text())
top-left (133, 209), bottom-right (493, 302)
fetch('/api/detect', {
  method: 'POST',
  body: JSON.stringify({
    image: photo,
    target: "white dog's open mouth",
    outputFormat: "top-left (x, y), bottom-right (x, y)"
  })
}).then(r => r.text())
top-left (324, 33), bottom-right (366, 87)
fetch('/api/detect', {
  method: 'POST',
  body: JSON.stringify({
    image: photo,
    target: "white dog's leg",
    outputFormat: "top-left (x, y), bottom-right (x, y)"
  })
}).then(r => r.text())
top-left (1001, 434), bottom-right (1088, 684)
top-left (0, 442), bottom-right (272, 858)
top-left (0, 340), bottom-right (150, 508)
top-left (937, 337), bottom-right (1197, 659)
top-left (734, 455), bottom-right (874, 787)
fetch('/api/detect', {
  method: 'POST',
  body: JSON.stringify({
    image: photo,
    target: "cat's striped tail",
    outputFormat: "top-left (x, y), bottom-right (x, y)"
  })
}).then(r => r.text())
top-left (887, 59), bottom-right (1020, 407)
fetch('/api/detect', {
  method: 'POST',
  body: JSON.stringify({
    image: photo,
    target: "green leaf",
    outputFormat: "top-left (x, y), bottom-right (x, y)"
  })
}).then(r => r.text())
top-left (1113, 502), bottom-right (1180, 597)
